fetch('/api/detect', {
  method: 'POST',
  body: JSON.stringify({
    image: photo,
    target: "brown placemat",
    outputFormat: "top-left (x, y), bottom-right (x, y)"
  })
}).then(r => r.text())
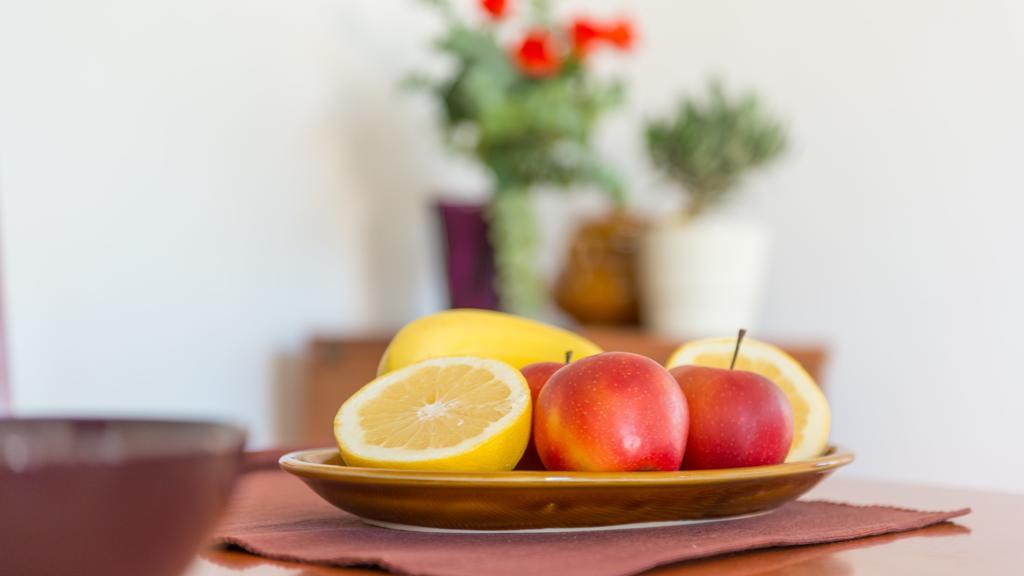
top-left (210, 465), bottom-right (969, 576)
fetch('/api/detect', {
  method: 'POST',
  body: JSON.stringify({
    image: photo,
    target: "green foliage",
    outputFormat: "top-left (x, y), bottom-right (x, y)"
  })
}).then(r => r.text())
top-left (412, 7), bottom-right (625, 199)
top-left (487, 188), bottom-right (543, 314)
top-left (646, 80), bottom-right (787, 218)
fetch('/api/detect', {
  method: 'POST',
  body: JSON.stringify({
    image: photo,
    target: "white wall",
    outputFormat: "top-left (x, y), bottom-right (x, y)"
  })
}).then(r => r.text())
top-left (0, 0), bottom-right (384, 444)
top-left (2, 1), bottom-right (1022, 491)
top-left (615, 0), bottom-right (1024, 494)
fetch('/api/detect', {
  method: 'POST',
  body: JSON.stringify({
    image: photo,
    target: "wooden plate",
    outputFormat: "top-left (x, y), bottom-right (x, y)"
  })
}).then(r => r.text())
top-left (279, 446), bottom-right (853, 532)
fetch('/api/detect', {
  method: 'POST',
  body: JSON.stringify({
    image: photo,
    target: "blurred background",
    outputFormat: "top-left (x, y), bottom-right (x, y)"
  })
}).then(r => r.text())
top-left (0, 0), bottom-right (1021, 493)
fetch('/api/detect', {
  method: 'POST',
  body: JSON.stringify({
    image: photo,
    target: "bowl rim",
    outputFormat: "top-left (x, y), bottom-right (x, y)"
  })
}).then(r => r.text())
top-left (0, 417), bottom-right (247, 468)
top-left (280, 445), bottom-right (854, 487)
top-left (0, 416), bottom-right (247, 436)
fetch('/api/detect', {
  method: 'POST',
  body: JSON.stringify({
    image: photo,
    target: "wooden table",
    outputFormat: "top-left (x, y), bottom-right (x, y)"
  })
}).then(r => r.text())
top-left (188, 477), bottom-right (1021, 575)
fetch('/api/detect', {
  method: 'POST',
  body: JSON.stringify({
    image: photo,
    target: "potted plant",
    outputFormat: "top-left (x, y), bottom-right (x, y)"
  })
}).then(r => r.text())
top-left (410, 0), bottom-right (632, 316)
top-left (641, 80), bottom-right (787, 337)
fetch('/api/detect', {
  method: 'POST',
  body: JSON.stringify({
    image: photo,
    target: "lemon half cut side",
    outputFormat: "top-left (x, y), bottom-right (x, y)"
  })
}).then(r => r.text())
top-left (335, 356), bottom-right (531, 472)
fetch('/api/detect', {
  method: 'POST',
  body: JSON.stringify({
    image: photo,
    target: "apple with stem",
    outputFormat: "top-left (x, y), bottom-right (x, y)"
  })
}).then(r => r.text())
top-left (670, 329), bottom-right (793, 470)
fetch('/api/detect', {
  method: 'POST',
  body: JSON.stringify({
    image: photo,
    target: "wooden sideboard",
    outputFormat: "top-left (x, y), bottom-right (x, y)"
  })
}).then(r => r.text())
top-left (299, 328), bottom-right (828, 446)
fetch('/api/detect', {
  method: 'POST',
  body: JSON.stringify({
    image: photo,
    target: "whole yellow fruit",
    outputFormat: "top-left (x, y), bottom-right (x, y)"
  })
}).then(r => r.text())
top-left (377, 309), bottom-right (602, 375)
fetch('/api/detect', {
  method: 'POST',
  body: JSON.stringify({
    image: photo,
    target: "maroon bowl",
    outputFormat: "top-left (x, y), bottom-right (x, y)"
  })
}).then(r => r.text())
top-left (0, 418), bottom-right (245, 576)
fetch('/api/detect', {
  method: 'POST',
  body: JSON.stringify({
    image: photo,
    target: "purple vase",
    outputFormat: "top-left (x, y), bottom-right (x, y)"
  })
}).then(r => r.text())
top-left (436, 201), bottom-right (499, 310)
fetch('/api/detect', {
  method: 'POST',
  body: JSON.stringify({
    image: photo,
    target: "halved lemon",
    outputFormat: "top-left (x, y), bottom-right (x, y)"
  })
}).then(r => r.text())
top-left (667, 337), bottom-right (831, 462)
top-left (334, 356), bottom-right (531, 472)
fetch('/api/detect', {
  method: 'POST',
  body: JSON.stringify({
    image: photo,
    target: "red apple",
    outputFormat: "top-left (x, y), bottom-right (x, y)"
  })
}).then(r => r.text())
top-left (534, 352), bottom-right (688, 471)
top-left (522, 361), bottom-right (564, 404)
top-left (670, 364), bottom-right (793, 469)
top-left (515, 361), bottom-right (565, 470)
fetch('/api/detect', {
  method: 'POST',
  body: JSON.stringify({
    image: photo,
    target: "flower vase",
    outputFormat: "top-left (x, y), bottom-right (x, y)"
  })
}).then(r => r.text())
top-left (436, 201), bottom-right (499, 310)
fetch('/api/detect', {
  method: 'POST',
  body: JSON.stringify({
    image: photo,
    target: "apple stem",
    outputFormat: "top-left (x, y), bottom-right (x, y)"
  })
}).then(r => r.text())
top-left (564, 350), bottom-right (573, 364)
top-left (730, 329), bottom-right (747, 370)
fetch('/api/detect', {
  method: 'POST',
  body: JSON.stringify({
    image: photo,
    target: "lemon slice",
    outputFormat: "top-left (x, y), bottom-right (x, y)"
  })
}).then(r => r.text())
top-left (667, 337), bottom-right (830, 462)
top-left (334, 356), bottom-right (531, 472)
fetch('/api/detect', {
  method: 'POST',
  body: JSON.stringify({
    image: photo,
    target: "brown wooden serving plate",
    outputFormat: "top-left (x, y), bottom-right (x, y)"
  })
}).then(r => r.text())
top-left (279, 446), bottom-right (853, 532)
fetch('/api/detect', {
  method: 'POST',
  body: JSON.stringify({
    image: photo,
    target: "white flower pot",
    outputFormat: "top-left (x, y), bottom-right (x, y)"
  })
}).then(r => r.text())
top-left (640, 218), bottom-right (771, 339)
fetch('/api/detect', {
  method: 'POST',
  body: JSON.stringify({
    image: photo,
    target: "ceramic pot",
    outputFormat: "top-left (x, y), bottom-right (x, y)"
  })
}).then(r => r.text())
top-left (554, 212), bottom-right (645, 325)
top-left (640, 218), bottom-right (771, 338)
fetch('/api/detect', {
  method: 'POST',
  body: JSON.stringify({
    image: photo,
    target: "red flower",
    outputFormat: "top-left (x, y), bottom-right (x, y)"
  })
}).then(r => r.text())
top-left (480, 0), bottom-right (508, 20)
top-left (514, 30), bottom-right (561, 77)
top-left (603, 19), bottom-right (635, 50)
top-left (570, 18), bottom-right (603, 55)
top-left (570, 17), bottom-right (635, 56)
